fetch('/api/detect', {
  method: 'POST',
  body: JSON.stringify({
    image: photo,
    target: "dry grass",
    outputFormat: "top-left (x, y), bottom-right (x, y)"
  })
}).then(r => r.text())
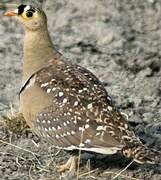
top-left (111, 160), bottom-right (135, 179)
top-left (1, 111), bottom-right (30, 135)
top-left (0, 108), bottom-right (142, 179)
top-left (0, 139), bottom-right (39, 156)
top-left (72, 126), bottom-right (138, 180)
top-left (0, 113), bottom-right (141, 180)
top-left (76, 128), bottom-right (84, 180)
top-left (103, 171), bottom-right (140, 180)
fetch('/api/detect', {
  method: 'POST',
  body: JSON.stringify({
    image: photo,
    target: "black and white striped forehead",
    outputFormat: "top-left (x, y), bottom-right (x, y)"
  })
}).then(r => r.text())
top-left (17, 4), bottom-right (37, 15)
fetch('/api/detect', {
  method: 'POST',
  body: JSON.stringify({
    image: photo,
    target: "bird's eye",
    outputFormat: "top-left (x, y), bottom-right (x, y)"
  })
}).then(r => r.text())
top-left (26, 11), bottom-right (33, 18)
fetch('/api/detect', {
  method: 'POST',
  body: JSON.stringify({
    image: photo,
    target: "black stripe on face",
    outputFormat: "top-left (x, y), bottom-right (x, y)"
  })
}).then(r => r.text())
top-left (18, 4), bottom-right (27, 15)
top-left (17, 4), bottom-right (36, 15)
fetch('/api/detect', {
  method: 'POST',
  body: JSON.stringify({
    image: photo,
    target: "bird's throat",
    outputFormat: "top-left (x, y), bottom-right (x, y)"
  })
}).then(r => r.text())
top-left (23, 28), bottom-right (60, 83)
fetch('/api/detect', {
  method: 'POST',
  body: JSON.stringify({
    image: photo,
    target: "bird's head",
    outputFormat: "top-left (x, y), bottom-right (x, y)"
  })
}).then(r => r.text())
top-left (4, 4), bottom-right (47, 31)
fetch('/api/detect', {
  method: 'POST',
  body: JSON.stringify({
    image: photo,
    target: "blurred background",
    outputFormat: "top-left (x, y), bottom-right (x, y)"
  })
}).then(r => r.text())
top-left (0, 0), bottom-right (161, 179)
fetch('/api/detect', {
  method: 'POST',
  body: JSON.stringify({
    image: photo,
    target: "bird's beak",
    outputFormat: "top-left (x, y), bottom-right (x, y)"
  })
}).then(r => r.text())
top-left (4, 9), bottom-right (18, 16)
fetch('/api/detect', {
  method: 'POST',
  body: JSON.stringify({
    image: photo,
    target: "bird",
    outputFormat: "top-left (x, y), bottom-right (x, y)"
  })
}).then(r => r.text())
top-left (4, 3), bottom-right (159, 173)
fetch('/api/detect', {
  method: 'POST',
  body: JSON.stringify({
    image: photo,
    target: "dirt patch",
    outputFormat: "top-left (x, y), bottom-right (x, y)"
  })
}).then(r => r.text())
top-left (0, 0), bottom-right (161, 179)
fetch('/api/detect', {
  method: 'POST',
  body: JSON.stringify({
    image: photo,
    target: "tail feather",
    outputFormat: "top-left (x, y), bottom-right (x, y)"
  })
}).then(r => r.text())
top-left (122, 145), bottom-right (160, 164)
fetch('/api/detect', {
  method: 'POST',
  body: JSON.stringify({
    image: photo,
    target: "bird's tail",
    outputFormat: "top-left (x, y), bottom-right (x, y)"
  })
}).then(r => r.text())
top-left (122, 144), bottom-right (160, 164)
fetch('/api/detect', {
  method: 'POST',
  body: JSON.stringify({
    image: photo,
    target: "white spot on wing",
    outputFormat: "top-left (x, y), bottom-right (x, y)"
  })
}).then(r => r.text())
top-left (96, 132), bottom-right (101, 136)
top-left (58, 92), bottom-right (64, 97)
top-left (42, 120), bottom-right (46, 124)
top-left (66, 121), bottom-right (70, 124)
top-left (63, 98), bottom-right (67, 104)
top-left (63, 122), bottom-right (67, 126)
top-left (71, 131), bottom-right (75, 135)
top-left (78, 89), bottom-right (83, 93)
top-left (87, 103), bottom-right (93, 109)
top-left (86, 119), bottom-right (90, 123)
top-left (52, 87), bottom-right (56, 91)
top-left (63, 133), bottom-right (67, 137)
top-left (52, 127), bottom-right (56, 131)
top-left (47, 89), bottom-right (51, 93)
top-left (96, 126), bottom-right (104, 131)
top-left (85, 124), bottom-right (90, 129)
top-left (108, 106), bottom-right (113, 111)
top-left (122, 135), bottom-right (131, 140)
top-left (57, 126), bottom-right (61, 130)
top-left (67, 132), bottom-right (71, 135)
top-left (56, 134), bottom-right (60, 139)
top-left (124, 123), bottom-right (128, 129)
top-left (74, 101), bottom-right (79, 106)
top-left (41, 82), bottom-right (49, 87)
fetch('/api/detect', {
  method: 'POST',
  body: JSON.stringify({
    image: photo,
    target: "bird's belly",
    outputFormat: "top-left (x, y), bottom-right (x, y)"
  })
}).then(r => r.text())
top-left (19, 85), bottom-right (52, 128)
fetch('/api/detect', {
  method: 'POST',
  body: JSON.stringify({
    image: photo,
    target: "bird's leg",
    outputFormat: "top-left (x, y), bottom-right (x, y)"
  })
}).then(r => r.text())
top-left (57, 155), bottom-right (78, 173)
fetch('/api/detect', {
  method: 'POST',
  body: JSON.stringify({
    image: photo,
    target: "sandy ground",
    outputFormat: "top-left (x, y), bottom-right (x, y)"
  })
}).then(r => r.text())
top-left (0, 0), bottom-right (161, 179)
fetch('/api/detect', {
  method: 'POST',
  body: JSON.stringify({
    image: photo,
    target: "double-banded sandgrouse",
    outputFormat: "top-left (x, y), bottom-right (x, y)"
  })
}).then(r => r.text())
top-left (5, 3), bottom-right (159, 173)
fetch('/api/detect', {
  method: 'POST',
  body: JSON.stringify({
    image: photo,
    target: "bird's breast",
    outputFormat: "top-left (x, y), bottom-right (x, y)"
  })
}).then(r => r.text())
top-left (20, 84), bottom-right (53, 128)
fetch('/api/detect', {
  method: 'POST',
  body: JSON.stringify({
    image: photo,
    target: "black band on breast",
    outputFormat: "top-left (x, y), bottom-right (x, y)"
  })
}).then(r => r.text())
top-left (19, 73), bottom-right (36, 96)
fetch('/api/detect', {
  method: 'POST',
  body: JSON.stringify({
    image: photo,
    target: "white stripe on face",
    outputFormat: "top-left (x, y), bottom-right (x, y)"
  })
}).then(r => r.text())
top-left (14, 9), bottom-right (19, 14)
top-left (24, 5), bottom-right (31, 12)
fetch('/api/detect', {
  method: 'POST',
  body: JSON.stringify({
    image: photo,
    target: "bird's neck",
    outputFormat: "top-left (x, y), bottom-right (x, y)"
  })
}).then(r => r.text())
top-left (23, 27), bottom-right (61, 83)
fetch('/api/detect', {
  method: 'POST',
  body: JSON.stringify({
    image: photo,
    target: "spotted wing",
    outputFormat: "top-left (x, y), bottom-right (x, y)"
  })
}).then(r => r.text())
top-left (33, 61), bottom-right (137, 153)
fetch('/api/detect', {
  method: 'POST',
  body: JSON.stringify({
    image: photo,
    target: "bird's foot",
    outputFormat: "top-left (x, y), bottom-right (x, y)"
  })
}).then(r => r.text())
top-left (57, 155), bottom-right (78, 173)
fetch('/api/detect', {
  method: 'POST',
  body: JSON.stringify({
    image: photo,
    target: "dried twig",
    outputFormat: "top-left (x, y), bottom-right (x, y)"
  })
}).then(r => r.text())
top-left (104, 170), bottom-right (140, 180)
top-left (103, 160), bottom-right (139, 180)
top-left (112, 160), bottom-right (134, 179)
top-left (76, 128), bottom-right (84, 180)
top-left (0, 139), bottom-right (39, 156)
top-left (37, 166), bottom-right (50, 173)
top-left (29, 163), bottom-right (35, 180)
top-left (79, 168), bottom-right (99, 178)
